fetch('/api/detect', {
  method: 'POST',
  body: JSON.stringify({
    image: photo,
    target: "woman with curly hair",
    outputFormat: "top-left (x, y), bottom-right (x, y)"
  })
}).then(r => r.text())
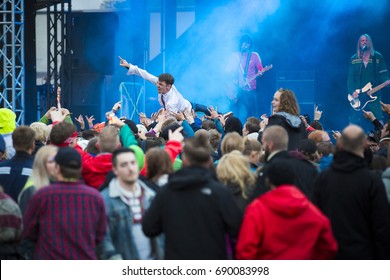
top-left (266, 88), bottom-right (307, 150)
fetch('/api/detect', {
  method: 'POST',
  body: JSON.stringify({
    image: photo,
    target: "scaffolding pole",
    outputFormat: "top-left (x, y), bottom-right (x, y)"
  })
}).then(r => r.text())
top-left (45, 0), bottom-right (71, 110)
top-left (0, 0), bottom-right (24, 125)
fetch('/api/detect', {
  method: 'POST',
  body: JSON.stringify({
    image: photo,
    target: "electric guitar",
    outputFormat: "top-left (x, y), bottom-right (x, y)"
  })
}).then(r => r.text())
top-left (348, 80), bottom-right (390, 110)
top-left (241, 64), bottom-right (273, 90)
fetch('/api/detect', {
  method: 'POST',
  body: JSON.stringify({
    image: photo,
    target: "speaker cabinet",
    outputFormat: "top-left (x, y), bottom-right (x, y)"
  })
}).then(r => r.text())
top-left (68, 74), bottom-right (106, 121)
top-left (70, 12), bottom-right (118, 75)
top-left (276, 71), bottom-right (315, 103)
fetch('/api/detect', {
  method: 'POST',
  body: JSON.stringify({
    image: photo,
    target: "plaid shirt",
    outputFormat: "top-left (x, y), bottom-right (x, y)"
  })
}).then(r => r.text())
top-left (22, 181), bottom-right (107, 259)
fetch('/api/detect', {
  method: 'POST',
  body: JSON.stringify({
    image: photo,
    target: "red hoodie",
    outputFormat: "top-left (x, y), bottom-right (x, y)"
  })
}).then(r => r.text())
top-left (75, 144), bottom-right (112, 189)
top-left (236, 185), bottom-right (337, 260)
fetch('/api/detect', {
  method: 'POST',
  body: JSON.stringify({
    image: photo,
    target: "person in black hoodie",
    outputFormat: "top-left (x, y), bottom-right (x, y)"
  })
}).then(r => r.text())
top-left (259, 88), bottom-right (306, 150)
top-left (251, 125), bottom-right (318, 202)
top-left (142, 132), bottom-right (242, 260)
top-left (313, 124), bottom-right (390, 259)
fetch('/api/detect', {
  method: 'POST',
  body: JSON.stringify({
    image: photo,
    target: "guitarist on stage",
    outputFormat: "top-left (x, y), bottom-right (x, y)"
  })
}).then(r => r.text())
top-left (228, 34), bottom-right (264, 121)
top-left (348, 34), bottom-right (389, 131)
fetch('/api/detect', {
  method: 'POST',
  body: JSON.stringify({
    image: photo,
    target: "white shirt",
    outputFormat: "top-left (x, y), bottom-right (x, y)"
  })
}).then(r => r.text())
top-left (127, 64), bottom-right (192, 113)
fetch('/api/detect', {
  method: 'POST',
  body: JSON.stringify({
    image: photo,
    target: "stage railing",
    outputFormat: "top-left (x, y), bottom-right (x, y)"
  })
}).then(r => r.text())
top-left (119, 82), bottom-right (145, 123)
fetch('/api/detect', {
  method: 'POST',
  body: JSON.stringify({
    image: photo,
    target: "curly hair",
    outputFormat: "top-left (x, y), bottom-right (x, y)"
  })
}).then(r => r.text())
top-left (277, 88), bottom-right (300, 116)
top-left (30, 122), bottom-right (50, 143)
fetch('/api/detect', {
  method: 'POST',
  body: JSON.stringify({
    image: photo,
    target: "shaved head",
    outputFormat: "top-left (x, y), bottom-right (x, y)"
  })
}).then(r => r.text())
top-left (339, 125), bottom-right (366, 157)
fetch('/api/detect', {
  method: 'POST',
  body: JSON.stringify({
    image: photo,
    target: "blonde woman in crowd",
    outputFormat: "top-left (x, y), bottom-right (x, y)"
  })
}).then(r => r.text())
top-left (220, 132), bottom-right (245, 156)
top-left (18, 145), bottom-right (58, 213)
top-left (243, 137), bottom-right (262, 171)
top-left (217, 150), bottom-right (256, 213)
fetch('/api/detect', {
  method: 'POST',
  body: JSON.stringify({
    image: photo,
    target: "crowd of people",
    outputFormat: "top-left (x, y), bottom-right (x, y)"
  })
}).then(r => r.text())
top-left (0, 33), bottom-right (390, 260)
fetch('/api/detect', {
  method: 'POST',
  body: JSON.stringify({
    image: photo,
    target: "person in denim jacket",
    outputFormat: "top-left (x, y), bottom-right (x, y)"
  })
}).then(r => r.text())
top-left (97, 148), bottom-right (163, 260)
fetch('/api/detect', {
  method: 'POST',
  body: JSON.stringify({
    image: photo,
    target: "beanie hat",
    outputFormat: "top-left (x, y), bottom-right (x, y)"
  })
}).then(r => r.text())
top-left (224, 117), bottom-right (243, 136)
top-left (129, 144), bottom-right (144, 170)
top-left (0, 108), bottom-right (16, 134)
top-left (297, 139), bottom-right (317, 154)
top-left (55, 147), bottom-right (81, 169)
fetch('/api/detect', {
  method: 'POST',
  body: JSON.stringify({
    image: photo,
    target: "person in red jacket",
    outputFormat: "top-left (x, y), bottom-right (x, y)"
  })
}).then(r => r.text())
top-left (236, 160), bottom-right (337, 260)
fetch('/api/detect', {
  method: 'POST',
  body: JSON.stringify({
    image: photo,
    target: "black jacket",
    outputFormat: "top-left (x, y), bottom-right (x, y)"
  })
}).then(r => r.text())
top-left (142, 166), bottom-right (242, 260)
top-left (250, 151), bottom-right (318, 201)
top-left (265, 112), bottom-right (307, 151)
top-left (313, 150), bottom-right (390, 259)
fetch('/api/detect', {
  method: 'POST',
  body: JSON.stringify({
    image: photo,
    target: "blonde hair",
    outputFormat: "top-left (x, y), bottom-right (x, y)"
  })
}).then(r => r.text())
top-left (221, 132), bottom-right (244, 155)
top-left (30, 122), bottom-right (50, 143)
top-left (357, 34), bottom-right (375, 57)
top-left (31, 145), bottom-right (58, 190)
top-left (216, 150), bottom-right (256, 199)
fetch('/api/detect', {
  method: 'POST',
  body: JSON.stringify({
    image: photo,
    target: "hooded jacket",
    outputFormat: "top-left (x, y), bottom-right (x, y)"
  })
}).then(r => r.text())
top-left (142, 166), bottom-right (242, 260)
top-left (314, 150), bottom-right (390, 259)
top-left (267, 112), bottom-right (307, 150)
top-left (236, 185), bottom-right (337, 259)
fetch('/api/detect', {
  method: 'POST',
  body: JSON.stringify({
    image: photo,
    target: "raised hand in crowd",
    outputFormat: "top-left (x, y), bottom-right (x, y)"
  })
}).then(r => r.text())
top-left (112, 101), bottom-right (122, 112)
top-left (75, 114), bottom-right (85, 130)
top-left (85, 115), bottom-right (95, 128)
top-left (314, 105), bottom-right (322, 121)
top-left (108, 115), bottom-right (125, 128)
top-left (260, 114), bottom-right (268, 131)
top-left (183, 109), bottom-right (195, 124)
top-left (171, 111), bottom-right (185, 122)
top-left (217, 114), bottom-right (225, 128)
top-left (362, 110), bottom-right (376, 121)
top-left (168, 126), bottom-right (184, 143)
top-left (206, 106), bottom-right (219, 120)
top-left (44, 106), bottom-right (57, 120)
top-left (380, 101), bottom-right (390, 114)
top-left (299, 115), bottom-right (308, 127)
top-left (61, 108), bottom-right (71, 117)
top-left (139, 112), bottom-right (153, 128)
top-left (49, 108), bottom-right (66, 123)
top-left (332, 130), bottom-right (341, 140)
top-left (152, 113), bottom-right (168, 135)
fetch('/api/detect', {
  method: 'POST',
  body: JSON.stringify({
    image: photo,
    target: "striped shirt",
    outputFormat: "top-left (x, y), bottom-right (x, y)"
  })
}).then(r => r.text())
top-left (0, 151), bottom-right (33, 201)
top-left (22, 181), bottom-right (107, 259)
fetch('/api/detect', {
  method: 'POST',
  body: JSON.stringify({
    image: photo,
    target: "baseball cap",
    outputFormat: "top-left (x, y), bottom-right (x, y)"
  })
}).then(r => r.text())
top-left (54, 147), bottom-right (81, 169)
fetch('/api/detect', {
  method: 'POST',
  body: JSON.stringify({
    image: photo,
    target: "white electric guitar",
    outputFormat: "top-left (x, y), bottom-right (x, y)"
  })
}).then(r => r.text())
top-left (348, 80), bottom-right (390, 110)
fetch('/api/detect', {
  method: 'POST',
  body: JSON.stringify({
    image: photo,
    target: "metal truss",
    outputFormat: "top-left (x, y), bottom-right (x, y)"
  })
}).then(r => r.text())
top-left (0, 0), bottom-right (24, 125)
top-left (44, 0), bottom-right (71, 110)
